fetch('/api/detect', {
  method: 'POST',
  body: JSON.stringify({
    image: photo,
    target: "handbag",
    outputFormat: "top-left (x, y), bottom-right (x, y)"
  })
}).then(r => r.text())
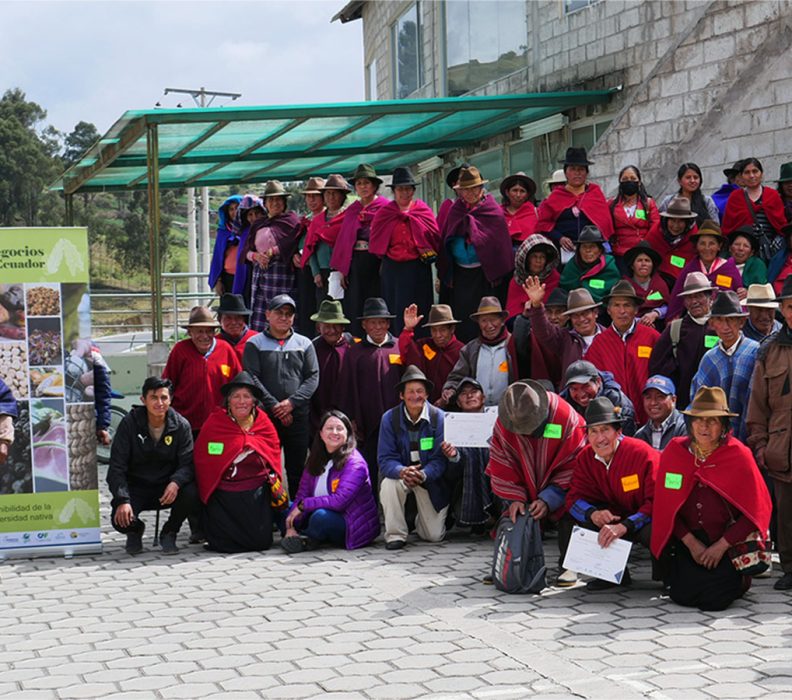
top-left (266, 468), bottom-right (289, 511)
top-left (727, 530), bottom-right (771, 576)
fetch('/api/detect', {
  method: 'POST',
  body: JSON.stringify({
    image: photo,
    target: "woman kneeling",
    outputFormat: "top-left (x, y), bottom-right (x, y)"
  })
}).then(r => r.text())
top-left (282, 410), bottom-right (379, 553)
top-left (194, 371), bottom-right (284, 552)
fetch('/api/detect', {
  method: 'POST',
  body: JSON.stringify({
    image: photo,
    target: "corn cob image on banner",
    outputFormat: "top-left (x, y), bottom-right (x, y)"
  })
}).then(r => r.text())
top-left (0, 228), bottom-right (101, 558)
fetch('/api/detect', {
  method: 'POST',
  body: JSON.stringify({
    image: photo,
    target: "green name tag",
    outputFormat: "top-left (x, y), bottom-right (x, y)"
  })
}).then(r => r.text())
top-left (635, 209), bottom-right (647, 220)
top-left (419, 437), bottom-right (434, 450)
top-left (704, 335), bottom-right (719, 348)
top-left (664, 472), bottom-right (683, 490)
top-left (543, 423), bottom-right (562, 439)
top-left (589, 279), bottom-right (605, 289)
top-left (207, 442), bottom-right (224, 455)
top-left (647, 291), bottom-right (663, 300)
top-left (670, 255), bottom-right (685, 268)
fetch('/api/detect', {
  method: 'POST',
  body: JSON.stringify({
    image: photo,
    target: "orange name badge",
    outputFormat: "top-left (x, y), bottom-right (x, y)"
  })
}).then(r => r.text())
top-left (389, 354), bottom-right (402, 365)
top-left (621, 474), bottom-right (640, 492)
top-left (220, 364), bottom-right (232, 377)
top-left (422, 344), bottom-right (437, 361)
top-left (715, 274), bottom-right (732, 288)
top-left (498, 360), bottom-right (508, 373)
top-left (331, 479), bottom-right (340, 493)
top-left (637, 345), bottom-right (652, 359)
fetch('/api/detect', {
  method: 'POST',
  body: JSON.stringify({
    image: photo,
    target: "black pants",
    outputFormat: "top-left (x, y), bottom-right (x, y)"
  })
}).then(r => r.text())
top-left (111, 481), bottom-right (201, 536)
top-left (274, 411), bottom-right (310, 500)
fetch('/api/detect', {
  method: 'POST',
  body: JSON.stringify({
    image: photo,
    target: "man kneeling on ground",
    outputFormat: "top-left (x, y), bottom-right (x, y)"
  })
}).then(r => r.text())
top-left (107, 377), bottom-right (200, 555)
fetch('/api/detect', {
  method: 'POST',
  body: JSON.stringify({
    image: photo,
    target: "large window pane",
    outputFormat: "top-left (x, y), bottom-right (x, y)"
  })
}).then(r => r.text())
top-left (446, 1), bottom-right (527, 97)
top-left (394, 3), bottom-right (422, 99)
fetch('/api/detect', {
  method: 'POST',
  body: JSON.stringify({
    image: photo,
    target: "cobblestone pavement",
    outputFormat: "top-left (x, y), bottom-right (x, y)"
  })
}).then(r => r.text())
top-left (1, 473), bottom-right (791, 699)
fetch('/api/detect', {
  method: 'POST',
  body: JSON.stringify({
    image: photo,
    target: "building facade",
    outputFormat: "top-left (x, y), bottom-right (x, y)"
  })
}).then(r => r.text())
top-left (336, 0), bottom-right (792, 209)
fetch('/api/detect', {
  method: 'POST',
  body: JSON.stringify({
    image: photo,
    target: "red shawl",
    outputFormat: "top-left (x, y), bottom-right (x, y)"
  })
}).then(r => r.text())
top-left (503, 201), bottom-right (538, 243)
top-left (369, 199), bottom-right (440, 257)
top-left (437, 197), bottom-right (456, 232)
top-left (330, 195), bottom-right (390, 275)
top-left (536, 183), bottom-right (614, 239)
top-left (646, 223), bottom-right (699, 282)
top-left (722, 186), bottom-right (787, 236)
top-left (651, 436), bottom-right (772, 557)
top-left (300, 208), bottom-right (345, 268)
top-left (486, 393), bottom-right (586, 516)
top-left (194, 407), bottom-right (282, 504)
top-left (505, 268), bottom-right (560, 318)
top-left (624, 273), bottom-right (671, 316)
top-left (439, 193), bottom-right (514, 284)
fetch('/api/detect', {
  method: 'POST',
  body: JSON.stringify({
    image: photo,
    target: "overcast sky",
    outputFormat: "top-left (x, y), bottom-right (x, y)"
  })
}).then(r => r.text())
top-left (0, 0), bottom-right (365, 137)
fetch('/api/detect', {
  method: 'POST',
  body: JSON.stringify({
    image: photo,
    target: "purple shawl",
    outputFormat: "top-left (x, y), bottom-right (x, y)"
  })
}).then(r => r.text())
top-left (330, 195), bottom-right (390, 275)
top-left (439, 193), bottom-right (514, 284)
top-left (234, 212), bottom-right (301, 295)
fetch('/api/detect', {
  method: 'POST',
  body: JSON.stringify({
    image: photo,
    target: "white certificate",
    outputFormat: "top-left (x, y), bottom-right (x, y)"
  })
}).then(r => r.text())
top-left (562, 525), bottom-right (633, 584)
top-left (444, 410), bottom-right (498, 448)
top-left (327, 270), bottom-right (345, 299)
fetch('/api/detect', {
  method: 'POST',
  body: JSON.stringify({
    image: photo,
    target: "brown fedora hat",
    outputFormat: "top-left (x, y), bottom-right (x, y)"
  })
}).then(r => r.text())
top-left (182, 306), bottom-right (220, 329)
top-left (470, 296), bottom-right (508, 320)
top-left (423, 304), bottom-right (460, 327)
top-left (604, 279), bottom-right (643, 306)
top-left (561, 288), bottom-right (601, 316)
top-left (690, 219), bottom-right (725, 246)
top-left (262, 180), bottom-right (289, 198)
top-left (454, 166), bottom-right (488, 190)
top-left (321, 174), bottom-right (351, 192)
top-left (659, 196), bottom-right (698, 219)
top-left (300, 176), bottom-right (326, 194)
top-left (682, 386), bottom-right (738, 418)
top-left (498, 380), bottom-right (550, 435)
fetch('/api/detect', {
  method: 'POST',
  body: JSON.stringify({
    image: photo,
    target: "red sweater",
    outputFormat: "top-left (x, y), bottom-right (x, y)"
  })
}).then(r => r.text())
top-left (397, 330), bottom-right (463, 403)
top-left (584, 323), bottom-right (660, 425)
top-left (608, 197), bottom-right (661, 257)
top-left (162, 338), bottom-right (242, 431)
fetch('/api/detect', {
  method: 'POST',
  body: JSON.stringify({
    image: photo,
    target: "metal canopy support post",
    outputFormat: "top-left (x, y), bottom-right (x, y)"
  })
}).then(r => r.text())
top-left (146, 123), bottom-right (163, 343)
top-left (64, 194), bottom-right (74, 226)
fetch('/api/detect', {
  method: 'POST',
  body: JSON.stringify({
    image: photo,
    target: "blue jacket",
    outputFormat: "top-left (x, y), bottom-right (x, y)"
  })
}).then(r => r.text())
top-left (768, 243), bottom-right (790, 285)
top-left (208, 195), bottom-right (244, 289)
top-left (377, 404), bottom-right (450, 511)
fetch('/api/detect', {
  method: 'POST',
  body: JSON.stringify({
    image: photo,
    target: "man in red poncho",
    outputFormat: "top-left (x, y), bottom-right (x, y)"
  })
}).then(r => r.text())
top-left (485, 380), bottom-right (587, 584)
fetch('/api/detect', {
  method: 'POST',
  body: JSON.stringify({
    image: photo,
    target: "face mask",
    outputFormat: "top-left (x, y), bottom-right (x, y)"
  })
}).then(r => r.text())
top-left (619, 181), bottom-right (640, 196)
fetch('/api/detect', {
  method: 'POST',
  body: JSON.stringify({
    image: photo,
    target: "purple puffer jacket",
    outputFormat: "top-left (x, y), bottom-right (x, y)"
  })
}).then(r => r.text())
top-left (289, 449), bottom-right (380, 549)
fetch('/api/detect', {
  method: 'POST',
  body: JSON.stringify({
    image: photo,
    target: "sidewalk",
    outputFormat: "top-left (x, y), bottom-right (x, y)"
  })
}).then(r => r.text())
top-left (1, 475), bottom-right (791, 699)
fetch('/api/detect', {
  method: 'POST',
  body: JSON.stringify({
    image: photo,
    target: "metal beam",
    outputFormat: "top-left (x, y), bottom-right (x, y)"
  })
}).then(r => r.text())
top-left (146, 123), bottom-right (163, 343)
top-left (64, 194), bottom-right (74, 226)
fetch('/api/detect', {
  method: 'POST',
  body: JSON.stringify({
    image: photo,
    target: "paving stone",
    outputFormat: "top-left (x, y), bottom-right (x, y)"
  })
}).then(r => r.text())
top-left (647, 673), bottom-right (711, 689)
top-left (159, 683), bottom-right (223, 698)
top-left (424, 675), bottom-right (487, 692)
top-left (367, 683), bottom-right (431, 698)
top-left (703, 682), bottom-right (776, 698)
top-left (57, 683), bottom-right (120, 699)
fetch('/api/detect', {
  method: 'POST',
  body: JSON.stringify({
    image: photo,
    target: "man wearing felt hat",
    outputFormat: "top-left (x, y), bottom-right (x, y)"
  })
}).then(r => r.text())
top-left (743, 283), bottom-right (781, 343)
top-left (563, 397), bottom-right (659, 590)
top-left (162, 306), bottom-right (242, 435)
top-left (398, 303), bottom-right (463, 406)
top-left (485, 380), bottom-right (587, 584)
top-left (690, 290), bottom-right (759, 441)
top-left (378, 365), bottom-right (450, 550)
top-left (216, 293), bottom-right (257, 362)
top-left (584, 279), bottom-right (661, 424)
top-left (338, 297), bottom-right (404, 489)
top-left (634, 375), bottom-right (687, 451)
top-left (309, 299), bottom-right (356, 432)
top-left (748, 275), bottom-right (792, 590)
top-left (441, 296), bottom-right (521, 407)
top-left (649, 271), bottom-right (715, 404)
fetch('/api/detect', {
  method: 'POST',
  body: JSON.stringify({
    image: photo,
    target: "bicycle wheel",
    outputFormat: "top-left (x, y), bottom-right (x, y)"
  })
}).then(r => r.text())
top-left (97, 405), bottom-right (128, 464)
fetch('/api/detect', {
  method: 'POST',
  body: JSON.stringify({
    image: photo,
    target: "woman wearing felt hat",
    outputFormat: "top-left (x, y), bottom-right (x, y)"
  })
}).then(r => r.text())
top-left (728, 226), bottom-right (768, 297)
top-left (535, 147), bottom-right (614, 264)
top-left (776, 161), bottom-right (792, 222)
top-left (652, 386), bottom-right (772, 611)
top-left (646, 195), bottom-right (700, 287)
top-left (370, 166), bottom-right (440, 337)
top-left (558, 225), bottom-right (620, 305)
top-left (194, 371), bottom-right (285, 553)
top-left (621, 240), bottom-right (671, 329)
top-left (500, 171), bottom-right (538, 246)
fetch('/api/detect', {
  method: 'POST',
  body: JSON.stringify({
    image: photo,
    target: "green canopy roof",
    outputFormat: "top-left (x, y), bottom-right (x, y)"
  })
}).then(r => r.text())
top-left (53, 91), bottom-right (614, 194)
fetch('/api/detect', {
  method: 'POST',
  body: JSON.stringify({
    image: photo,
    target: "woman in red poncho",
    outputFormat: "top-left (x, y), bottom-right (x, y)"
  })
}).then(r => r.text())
top-left (500, 172), bottom-right (538, 248)
top-left (621, 240), bottom-right (670, 330)
top-left (505, 234), bottom-right (560, 319)
top-left (370, 166), bottom-right (440, 337)
top-left (651, 386), bottom-right (772, 611)
top-left (194, 372), bottom-right (284, 553)
top-left (722, 157), bottom-right (787, 263)
top-left (608, 165), bottom-right (661, 271)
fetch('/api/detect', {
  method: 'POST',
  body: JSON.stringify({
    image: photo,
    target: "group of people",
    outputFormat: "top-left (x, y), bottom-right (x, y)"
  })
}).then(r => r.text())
top-left (100, 148), bottom-right (792, 613)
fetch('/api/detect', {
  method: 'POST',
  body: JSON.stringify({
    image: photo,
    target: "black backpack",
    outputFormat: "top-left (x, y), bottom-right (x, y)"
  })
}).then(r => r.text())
top-left (491, 512), bottom-right (547, 594)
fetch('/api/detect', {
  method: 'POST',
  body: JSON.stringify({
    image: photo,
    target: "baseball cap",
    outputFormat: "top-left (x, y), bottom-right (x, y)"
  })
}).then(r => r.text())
top-left (642, 375), bottom-right (676, 396)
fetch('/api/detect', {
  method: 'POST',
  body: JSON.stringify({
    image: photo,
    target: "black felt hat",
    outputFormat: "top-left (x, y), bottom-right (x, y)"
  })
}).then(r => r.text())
top-left (623, 241), bottom-right (661, 271)
top-left (389, 167), bottom-right (418, 188)
top-left (396, 364), bottom-right (434, 395)
top-left (216, 293), bottom-right (251, 317)
top-left (221, 371), bottom-right (264, 402)
top-left (710, 290), bottom-right (748, 318)
top-left (560, 147), bottom-right (593, 167)
top-left (358, 297), bottom-right (395, 320)
top-left (584, 397), bottom-right (624, 428)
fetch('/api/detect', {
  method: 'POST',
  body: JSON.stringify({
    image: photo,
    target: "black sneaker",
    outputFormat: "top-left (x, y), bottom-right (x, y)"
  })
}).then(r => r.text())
top-left (188, 531), bottom-right (206, 545)
top-left (385, 540), bottom-right (406, 551)
top-left (125, 532), bottom-right (143, 555)
top-left (281, 535), bottom-right (307, 554)
top-left (586, 568), bottom-right (632, 591)
top-left (773, 572), bottom-right (792, 590)
top-left (160, 531), bottom-right (179, 555)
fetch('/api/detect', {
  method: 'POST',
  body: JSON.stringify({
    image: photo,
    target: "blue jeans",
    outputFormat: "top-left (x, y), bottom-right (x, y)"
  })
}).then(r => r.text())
top-left (301, 509), bottom-right (346, 546)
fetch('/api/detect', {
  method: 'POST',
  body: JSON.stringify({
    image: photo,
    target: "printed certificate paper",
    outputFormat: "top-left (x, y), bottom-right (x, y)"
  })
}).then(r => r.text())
top-left (562, 525), bottom-right (633, 584)
top-left (444, 410), bottom-right (498, 448)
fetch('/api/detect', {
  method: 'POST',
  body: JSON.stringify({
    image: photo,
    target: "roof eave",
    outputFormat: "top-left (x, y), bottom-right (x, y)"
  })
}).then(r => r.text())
top-left (332, 0), bottom-right (365, 23)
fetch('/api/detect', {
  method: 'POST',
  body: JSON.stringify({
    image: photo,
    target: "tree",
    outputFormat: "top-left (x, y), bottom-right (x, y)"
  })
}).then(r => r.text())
top-left (63, 121), bottom-right (100, 168)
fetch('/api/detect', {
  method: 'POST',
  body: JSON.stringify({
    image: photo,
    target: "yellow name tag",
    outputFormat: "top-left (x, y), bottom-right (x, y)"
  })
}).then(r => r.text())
top-left (498, 360), bottom-right (508, 373)
top-left (637, 345), bottom-right (652, 359)
top-left (422, 344), bottom-right (437, 361)
top-left (621, 474), bottom-right (640, 492)
top-left (389, 354), bottom-right (402, 365)
top-left (221, 364), bottom-right (232, 377)
top-left (715, 274), bottom-right (732, 287)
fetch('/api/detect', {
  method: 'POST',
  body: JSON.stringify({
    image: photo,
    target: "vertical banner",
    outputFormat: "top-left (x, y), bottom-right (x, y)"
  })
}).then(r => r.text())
top-left (0, 228), bottom-right (102, 558)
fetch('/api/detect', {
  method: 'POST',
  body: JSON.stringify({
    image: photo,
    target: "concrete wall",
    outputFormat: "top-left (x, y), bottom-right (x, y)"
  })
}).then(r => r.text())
top-left (355, 0), bottom-right (792, 198)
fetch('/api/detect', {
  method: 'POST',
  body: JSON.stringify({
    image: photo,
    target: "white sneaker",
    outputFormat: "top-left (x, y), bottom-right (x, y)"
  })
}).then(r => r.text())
top-left (556, 569), bottom-right (578, 587)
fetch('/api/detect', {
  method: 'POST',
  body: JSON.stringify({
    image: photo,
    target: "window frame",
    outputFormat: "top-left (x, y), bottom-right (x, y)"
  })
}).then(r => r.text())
top-left (391, 1), bottom-right (423, 100)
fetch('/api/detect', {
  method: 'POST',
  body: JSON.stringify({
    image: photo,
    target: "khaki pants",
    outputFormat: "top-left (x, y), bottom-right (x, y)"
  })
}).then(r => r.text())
top-left (380, 478), bottom-right (448, 544)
